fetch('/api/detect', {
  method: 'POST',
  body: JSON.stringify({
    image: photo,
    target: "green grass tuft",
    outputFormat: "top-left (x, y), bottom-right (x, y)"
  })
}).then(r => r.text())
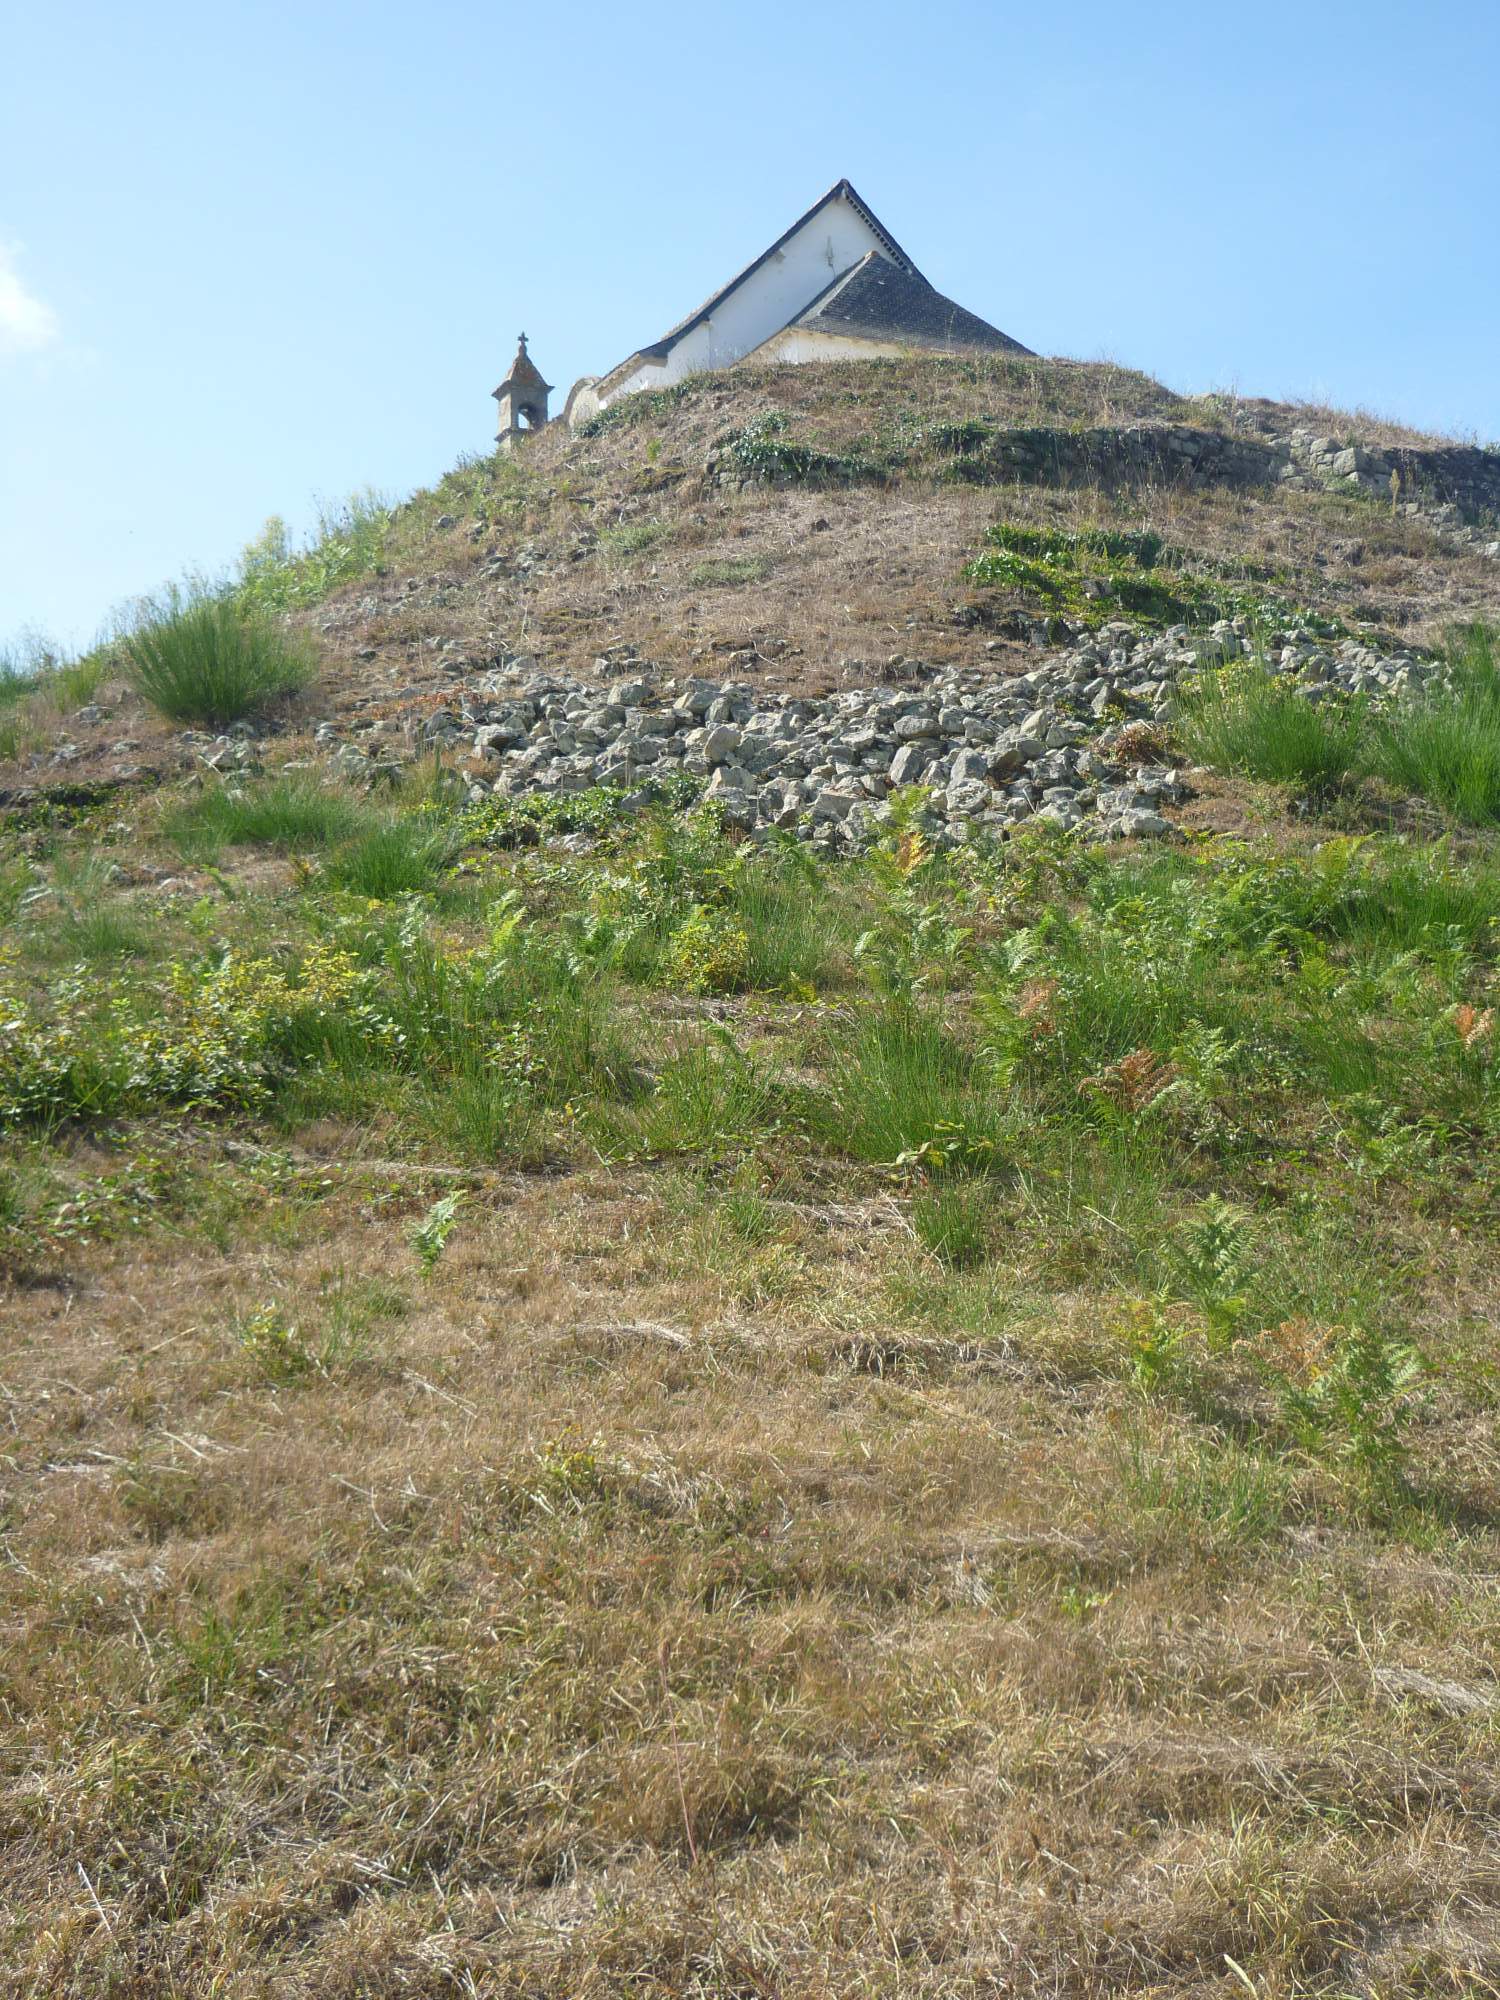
top-left (326, 819), bottom-right (460, 899)
top-left (1176, 661), bottom-right (1366, 790)
top-left (1368, 622), bottom-right (1500, 824)
top-left (124, 594), bottom-right (317, 725)
top-left (165, 778), bottom-right (372, 860)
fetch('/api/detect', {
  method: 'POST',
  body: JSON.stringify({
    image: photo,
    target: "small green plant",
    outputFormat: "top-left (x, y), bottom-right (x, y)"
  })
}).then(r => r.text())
top-left (724, 412), bottom-right (883, 487)
top-left (530, 1435), bottom-right (608, 1512)
top-left (1110, 1419), bottom-right (1290, 1547)
top-left (912, 1181), bottom-right (990, 1269)
top-left (235, 491), bottom-right (396, 612)
top-left (574, 383), bottom-right (691, 438)
top-left (409, 1192), bottom-right (463, 1273)
top-left (0, 634), bottom-right (55, 711)
top-left (1169, 1196), bottom-right (1256, 1344)
top-left (963, 519), bottom-right (1322, 632)
top-left (327, 819), bottom-right (459, 898)
top-left (1116, 1294), bottom-right (1190, 1391)
top-left (687, 556), bottom-right (772, 588)
top-left (444, 773), bottom-right (701, 851)
top-left (599, 516), bottom-right (672, 559)
top-left (658, 905), bottom-right (751, 993)
top-left (0, 1161), bottom-right (27, 1235)
top-left (963, 521), bottom-right (1190, 623)
top-left (820, 1004), bottom-right (1007, 1172)
top-left (123, 593), bottom-right (317, 725)
top-left (607, 1030), bottom-right (789, 1162)
top-left (1253, 1318), bottom-right (1423, 1488)
top-left (317, 1269), bottom-right (409, 1371)
top-left (922, 419), bottom-right (995, 458)
top-left (236, 1305), bottom-right (316, 1383)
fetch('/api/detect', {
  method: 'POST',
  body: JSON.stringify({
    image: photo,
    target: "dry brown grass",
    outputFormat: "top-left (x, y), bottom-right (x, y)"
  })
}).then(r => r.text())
top-left (4, 1131), bottom-right (1500, 1996)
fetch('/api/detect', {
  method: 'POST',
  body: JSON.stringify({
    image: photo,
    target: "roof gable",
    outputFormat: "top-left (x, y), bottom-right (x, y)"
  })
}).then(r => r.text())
top-left (638, 178), bottom-right (923, 361)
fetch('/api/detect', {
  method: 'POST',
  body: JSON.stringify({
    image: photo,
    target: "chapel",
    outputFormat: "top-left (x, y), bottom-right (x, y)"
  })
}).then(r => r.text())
top-left (499, 180), bottom-right (1030, 439)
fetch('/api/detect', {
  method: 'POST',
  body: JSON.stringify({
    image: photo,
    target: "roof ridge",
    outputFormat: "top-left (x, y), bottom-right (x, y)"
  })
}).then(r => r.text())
top-left (831, 181), bottom-right (923, 282)
top-left (636, 180), bottom-right (923, 360)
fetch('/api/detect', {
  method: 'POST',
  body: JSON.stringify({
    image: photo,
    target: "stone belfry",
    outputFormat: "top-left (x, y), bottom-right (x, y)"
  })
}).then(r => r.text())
top-left (493, 333), bottom-right (552, 449)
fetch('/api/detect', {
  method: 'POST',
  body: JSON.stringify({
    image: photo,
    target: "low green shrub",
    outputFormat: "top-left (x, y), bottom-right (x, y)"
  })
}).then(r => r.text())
top-left (1256, 1318), bottom-right (1423, 1487)
top-left (0, 942), bottom-right (384, 1132)
top-left (440, 775), bottom-right (701, 855)
top-left (574, 384), bottom-right (692, 438)
top-left (124, 594), bottom-right (316, 725)
top-left (235, 492), bottom-right (396, 612)
top-left (723, 411), bottom-right (885, 487)
top-left (964, 519), bottom-right (1327, 632)
top-left (658, 905), bottom-right (751, 993)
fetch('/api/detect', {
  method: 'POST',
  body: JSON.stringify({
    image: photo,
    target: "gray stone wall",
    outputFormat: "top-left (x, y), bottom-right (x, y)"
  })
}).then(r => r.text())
top-left (984, 424), bottom-right (1500, 533)
top-left (709, 420), bottom-right (1500, 546)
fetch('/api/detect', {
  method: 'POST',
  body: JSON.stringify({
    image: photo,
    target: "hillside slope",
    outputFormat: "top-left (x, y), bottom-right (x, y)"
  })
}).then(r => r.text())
top-left (3, 359), bottom-right (1500, 1997)
top-left (4, 356), bottom-right (1497, 808)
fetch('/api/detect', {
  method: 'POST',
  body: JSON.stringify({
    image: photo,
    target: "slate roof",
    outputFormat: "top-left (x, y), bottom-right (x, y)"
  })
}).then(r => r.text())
top-left (636, 177), bottom-right (923, 362)
top-left (495, 337), bottom-right (552, 397)
top-left (790, 251), bottom-right (1032, 357)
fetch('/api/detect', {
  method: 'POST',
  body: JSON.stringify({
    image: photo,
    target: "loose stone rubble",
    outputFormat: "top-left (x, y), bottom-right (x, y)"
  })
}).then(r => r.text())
top-left (298, 619), bottom-right (1443, 849)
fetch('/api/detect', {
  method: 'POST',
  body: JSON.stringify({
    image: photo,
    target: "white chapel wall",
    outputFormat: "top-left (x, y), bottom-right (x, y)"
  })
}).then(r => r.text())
top-left (744, 327), bottom-right (913, 367)
top-left (601, 194), bottom-right (890, 404)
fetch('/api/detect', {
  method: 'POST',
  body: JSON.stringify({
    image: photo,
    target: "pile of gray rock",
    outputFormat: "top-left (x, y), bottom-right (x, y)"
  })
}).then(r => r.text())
top-left (318, 619), bottom-right (1440, 848)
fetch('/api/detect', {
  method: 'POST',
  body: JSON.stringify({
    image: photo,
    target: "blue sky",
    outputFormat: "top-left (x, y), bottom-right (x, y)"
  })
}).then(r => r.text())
top-left (3, 0), bottom-right (1497, 650)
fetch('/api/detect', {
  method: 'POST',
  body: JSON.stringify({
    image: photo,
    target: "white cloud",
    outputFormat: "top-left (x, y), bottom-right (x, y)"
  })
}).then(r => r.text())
top-left (0, 243), bottom-right (61, 356)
